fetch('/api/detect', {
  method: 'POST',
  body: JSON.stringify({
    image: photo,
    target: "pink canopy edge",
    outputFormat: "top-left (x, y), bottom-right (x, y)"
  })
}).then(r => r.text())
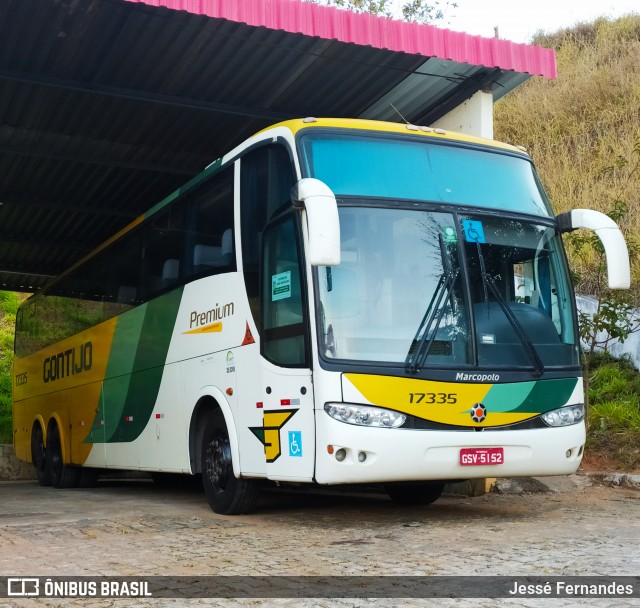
top-left (123, 0), bottom-right (557, 79)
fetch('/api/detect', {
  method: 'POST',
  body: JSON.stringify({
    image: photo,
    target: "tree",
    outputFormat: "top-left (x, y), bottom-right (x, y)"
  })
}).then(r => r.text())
top-left (303, 0), bottom-right (457, 24)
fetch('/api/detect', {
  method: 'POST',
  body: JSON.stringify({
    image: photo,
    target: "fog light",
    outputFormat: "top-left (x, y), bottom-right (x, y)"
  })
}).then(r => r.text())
top-left (358, 451), bottom-right (367, 463)
top-left (335, 448), bottom-right (346, 462)
top-left (566, 449), bottom-right (572, 458)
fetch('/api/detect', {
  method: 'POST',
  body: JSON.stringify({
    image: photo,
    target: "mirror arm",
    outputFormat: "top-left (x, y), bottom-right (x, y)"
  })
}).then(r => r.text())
top-left (558, 209), bottom-right (630, 290)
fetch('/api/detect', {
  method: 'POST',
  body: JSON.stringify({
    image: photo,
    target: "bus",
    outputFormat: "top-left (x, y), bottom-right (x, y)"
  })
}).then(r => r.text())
top-left (12, 118), bottom-right (630, 515)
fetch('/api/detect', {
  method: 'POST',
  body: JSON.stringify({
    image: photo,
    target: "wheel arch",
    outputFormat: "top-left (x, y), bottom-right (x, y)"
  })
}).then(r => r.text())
top-left (32, 415), bottom-right (46, 440)
top-left (188, 387), bottom-right (240, 477)
top-left (30, 415), bottom-right (47, 463)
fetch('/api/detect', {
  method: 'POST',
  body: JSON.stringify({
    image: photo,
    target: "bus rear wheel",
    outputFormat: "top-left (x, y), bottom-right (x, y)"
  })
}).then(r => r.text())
top-left (385, 482), bottom-right (445, 506)
top-left (47, 422), bottom-right (79, 489)
top-left (201, 412), bottom-right (260, 515)
top-left (31, 423), bottom-right (50, 486)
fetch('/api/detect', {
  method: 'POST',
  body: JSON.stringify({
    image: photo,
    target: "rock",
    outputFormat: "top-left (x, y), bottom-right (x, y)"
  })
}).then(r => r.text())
top-left (0, 444), bottom-right (36, 481)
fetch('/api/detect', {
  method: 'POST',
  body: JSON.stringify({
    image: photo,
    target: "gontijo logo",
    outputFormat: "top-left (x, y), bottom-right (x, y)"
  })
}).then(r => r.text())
top-left (43, 341), bottom-right (92, 383)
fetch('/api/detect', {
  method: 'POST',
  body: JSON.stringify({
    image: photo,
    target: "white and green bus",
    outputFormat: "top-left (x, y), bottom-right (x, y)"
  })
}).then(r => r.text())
top-left (13, 118), bottom-right (630, 514)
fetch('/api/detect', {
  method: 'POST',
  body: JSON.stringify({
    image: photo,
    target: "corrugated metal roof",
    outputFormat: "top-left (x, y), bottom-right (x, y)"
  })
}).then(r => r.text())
top-left (0, 0), bottom-right (556, 292)
top-left (128, 0), bottom-right (556, 78)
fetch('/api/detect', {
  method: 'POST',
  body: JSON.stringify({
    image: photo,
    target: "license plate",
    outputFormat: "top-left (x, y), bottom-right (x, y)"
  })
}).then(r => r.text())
top-left (459, 447), bottom-right (504, 466)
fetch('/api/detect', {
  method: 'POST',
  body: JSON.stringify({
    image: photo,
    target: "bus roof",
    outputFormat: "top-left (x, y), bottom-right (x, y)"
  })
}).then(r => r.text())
top-left (261, 118), bottom-right (528, 156)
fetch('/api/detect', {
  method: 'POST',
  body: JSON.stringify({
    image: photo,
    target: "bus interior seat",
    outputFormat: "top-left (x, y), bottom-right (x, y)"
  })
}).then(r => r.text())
top-left (529, 289), bottom-right (540, 307)
top-left (193, 229), bottom-right (233, 272)
top-left (193, 244), bottom-right (221, 270)
top-left (162, 259), bottom-right (180, 282)
top-left (220, 229), bottom-right (233, 265)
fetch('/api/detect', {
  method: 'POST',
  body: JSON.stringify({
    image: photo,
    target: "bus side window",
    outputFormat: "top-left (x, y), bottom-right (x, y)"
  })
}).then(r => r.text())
top-left (261, 215), bottom-right (308, 367)
top-left (140, 203), bottom-right (185, 298)
top-left (184, 166), bottom-right (235, 280)
top-left (240, 144), bottom-right (296, 332)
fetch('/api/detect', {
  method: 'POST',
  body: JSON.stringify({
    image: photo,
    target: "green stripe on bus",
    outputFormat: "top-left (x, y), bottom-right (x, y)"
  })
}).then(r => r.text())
top-left (482, 377), bottom-right (579, 414)
top-left (84, 288), bottom-right (184, 444)
top-left (481, 381), bottom-right (536, 412)
top-left (109, 287), bottom-right (184, 442)
top-left (84, 306), bottom-right (147, 444)
top-left (510, 377), bottom-right (578, 413)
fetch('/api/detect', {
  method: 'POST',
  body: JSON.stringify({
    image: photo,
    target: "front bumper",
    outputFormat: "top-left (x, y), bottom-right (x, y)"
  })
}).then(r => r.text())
top-left (315, 411), bottom-right (585, 484)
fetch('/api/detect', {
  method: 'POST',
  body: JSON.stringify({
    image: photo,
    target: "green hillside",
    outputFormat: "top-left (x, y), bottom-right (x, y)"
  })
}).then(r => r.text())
top-left (0, 291), bottom-right (21, 444)
top-left (496, 15), bottom-right (640, 468)
top-left (495, 15), bottom-right (640, 300)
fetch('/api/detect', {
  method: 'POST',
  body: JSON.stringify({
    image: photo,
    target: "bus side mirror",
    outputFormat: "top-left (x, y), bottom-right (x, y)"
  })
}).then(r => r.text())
top-left (557, 209), bottom-right (630, 289)
top-left (292, 178), bottom-right (341, 266)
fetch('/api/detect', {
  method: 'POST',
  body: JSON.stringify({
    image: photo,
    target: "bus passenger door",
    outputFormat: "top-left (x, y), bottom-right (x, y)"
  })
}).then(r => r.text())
top-left (237, 143), bottom-right (340, 485)
top-left (256, 214), bottom-right (315, 482)
top-left (237, 143), bottom-right (315, 482)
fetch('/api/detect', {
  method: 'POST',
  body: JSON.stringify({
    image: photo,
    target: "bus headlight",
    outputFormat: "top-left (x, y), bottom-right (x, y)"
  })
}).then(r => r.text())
top-left (541, 404), bottom-right (584, 427)
top-left (324, 403), bottom-right (406, 428)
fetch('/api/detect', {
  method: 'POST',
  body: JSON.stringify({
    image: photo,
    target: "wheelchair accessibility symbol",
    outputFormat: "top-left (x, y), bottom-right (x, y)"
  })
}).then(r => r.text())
top-left (288, 431), bottom-right (302, 457)
top-left (461, 219), bottom-right (486, 244)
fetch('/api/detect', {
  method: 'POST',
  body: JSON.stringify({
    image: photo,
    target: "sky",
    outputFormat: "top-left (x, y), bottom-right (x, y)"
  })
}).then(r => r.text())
top-left (412, 0), bottom-right (640, 44)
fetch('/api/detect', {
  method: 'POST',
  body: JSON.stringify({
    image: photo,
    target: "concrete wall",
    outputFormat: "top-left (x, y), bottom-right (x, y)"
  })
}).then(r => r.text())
top-left (577, 295), bottom-right (640, 369)
top-left (0, 444), bottom-right (35, 481)
top-left (431, 90), bottom-right (494, 139)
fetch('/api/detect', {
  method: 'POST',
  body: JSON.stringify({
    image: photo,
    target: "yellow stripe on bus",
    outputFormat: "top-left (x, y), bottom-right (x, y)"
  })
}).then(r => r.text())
top-left (12, 317), bottom-right (119, 465)
top-left (182, 322), bottom-right (223, 335)
top-left (343, 374), bottom-right (534, 428)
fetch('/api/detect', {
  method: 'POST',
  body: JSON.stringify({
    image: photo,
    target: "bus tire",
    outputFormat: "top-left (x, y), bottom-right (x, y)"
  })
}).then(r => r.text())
top-left (31, 423), bottom-right (50, 487)
top-left (385, 482), bottom-right (445, 506)
top-left (201, 412), bottom-right (260, 515)
top-left (47, 422), bottom-right (79, 489)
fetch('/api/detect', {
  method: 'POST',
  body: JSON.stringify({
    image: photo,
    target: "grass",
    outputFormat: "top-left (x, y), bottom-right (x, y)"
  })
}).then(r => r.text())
top-left (0, 291), bottom-right (23, 444)
top-left (586, 353), bottom-right (640, 469)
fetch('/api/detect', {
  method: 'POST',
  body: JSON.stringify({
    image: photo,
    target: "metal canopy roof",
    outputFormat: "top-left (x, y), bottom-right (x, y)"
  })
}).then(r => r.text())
top-left (0, 0), bottom-right (556, 292)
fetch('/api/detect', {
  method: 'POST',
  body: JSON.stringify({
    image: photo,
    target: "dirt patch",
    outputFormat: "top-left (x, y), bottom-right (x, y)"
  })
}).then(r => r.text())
top-left (580, 447), bottom-right (640, 475)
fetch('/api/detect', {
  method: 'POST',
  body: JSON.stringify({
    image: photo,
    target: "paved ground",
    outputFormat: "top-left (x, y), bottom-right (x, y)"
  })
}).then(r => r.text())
top-left (0, 475), bottom-right (639, 607)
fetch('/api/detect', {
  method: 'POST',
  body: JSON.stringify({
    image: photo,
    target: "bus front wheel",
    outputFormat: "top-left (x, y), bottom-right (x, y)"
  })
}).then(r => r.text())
top-left (201, 412), bottom-right (260, 515)
top-left (385, 482), bottom-right (445, 506)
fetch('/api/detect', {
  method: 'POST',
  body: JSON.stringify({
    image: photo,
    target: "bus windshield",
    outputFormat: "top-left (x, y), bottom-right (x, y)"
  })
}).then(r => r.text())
top-left (299, 131), bottom-right (553, 217)
top-left (317, 207), bottom-right (580, 371)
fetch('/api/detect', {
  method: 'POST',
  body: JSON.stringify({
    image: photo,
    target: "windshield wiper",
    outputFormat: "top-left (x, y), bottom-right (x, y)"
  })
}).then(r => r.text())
top-left (405, 235), bottom-right (458, 374)
top-left (474, 242), bottom-right (544, 377)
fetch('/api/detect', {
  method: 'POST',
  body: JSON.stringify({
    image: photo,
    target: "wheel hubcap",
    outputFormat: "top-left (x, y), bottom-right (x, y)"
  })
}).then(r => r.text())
top-left (205, 431), bottom-right (231, 494)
